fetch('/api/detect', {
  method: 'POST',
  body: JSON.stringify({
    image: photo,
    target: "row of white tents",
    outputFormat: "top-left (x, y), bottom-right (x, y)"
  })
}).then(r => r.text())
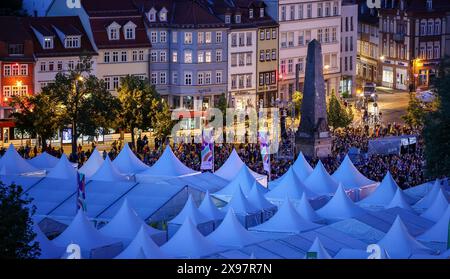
top-left (0, 143), bottom-right (449, 259)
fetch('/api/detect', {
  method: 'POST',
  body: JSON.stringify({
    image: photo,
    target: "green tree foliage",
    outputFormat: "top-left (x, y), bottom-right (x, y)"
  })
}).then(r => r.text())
top-left (327, 93), bottom-right (353, 129)
top-left (216, 93), bottom-right (227, 125)
top-left (152, 100), bottom-right (175, 142)
top-left (292, 91), bottom-right (303, 118)
top-left (0, 182), bottom-right (40, 259)
top-left (423, 58), bottom-right (450, 178)
top-left (402, 94), bottom-right (425, 128)
top-left (117, 75), bottom-right (159, 147)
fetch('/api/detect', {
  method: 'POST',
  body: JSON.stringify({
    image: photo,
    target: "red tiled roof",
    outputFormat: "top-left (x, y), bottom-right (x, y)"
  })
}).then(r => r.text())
top-left (0, 17), bottom-right (33, 43)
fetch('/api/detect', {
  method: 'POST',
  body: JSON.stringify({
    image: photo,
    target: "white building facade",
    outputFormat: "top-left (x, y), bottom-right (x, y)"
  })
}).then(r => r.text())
top-left (340, 1), bottom-right (357, 96)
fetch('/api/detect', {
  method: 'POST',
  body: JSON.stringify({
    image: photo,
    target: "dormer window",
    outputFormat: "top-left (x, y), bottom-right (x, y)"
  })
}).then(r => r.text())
top-left (159, 7), bottom-right (168, 22)
top-left (65, 36), bottom-right (80, 48)
top-left (260, 8), bottom-right (264, 17)
top-left (107, 22), bottom-right (121, 40)
top-left (225, 15), bottom-right (231, 24)
top-left (249, 9), bottom-right (254, 19)
top-left (123, 21), bottom-right (136, 40)
top-left (148, 8), bottom-right (157, 22)
top-left (426, 0), bottom-right (433, 10)
top-left (43, 37), bottom-right (53, 49)
top-left (235, 14), bottom-right (241, 23)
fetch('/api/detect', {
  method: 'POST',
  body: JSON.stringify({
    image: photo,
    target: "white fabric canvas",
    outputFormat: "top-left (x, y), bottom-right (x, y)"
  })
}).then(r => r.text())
top-left (359, 172), bottom-right (399, 206)
top-left (317, 184), bottom-right (366, 220)
top-left (79, 148), bottom-right (104, 179)
top-left (332, 155), bottom-right (375, 189)
top-left (303, 161), bottom-right (339, 195)
top-left (112, 143), bottom-right (149, 174)
top-left (115, 226), bottom-right (168, 259)
top-left (417, 205), bottom-right (450, 243)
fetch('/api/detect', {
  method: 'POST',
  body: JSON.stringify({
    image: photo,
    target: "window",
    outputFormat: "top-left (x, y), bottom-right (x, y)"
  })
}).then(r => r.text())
top-left (216, 31), bottom-right (222, 43)
top-left (11, 64), bottom-right (19, 75)
top-left (48, 62), bottom-right (53, 72)
top-left (172, 51), bottom-right (178, 62)
top-left (435, 20), bottom-right (441, 35)
top-left (298, 57), bottom-right (304, 72)
top-left (249, 9), bottom-right (254, 19)
top-left (65, 36), bottom-right (80, 48)
top-left (231, 54), bottom-right (237, 66)
top-left (246, 53), bottom-right (252, 65)
top-left (325, 28), bottom-right (329, 43)
top-left (172, 72), bottom-right (178, 85)
top-left (288, 59), bottom-right (293, 73)
top-left (43, 37), bottom-right (53, 49)
top-left (216, 49), bottom-right (222, 62)
top-left (239, 53), bottom-right (245, 66)
top-left (205, 51), bottom-right (211, 63)
top-left (420, 20), bottom-right (427, 35)
top-left (225, 15), bottom-right (231, 24)
top-left (260, 50), bottom-right (265, 62)
top-left (350, 36), bottom-right (354, 51)
top-left (132, 50), bottom-right (138, 61)
top-left (160, 51), bottom-right (167, 62)
top-left (184, 32), bottom-right (192, 44)
top-left (3, 86), bottom-right (11, 97)
top-left (40, 62), bottom-right (46, 72)
top-left (281, 6), bottom-right (286, 21)
top-left (160, 72), bottom-right (167, 84)
top-left (68, 60), bottom-right (74, 70)
top-left (138, 50), bottom-right (144, 61)
top-left (198, 51), bottom-right (204, 63)
top-left (8, 44), bottom-right (24, 55)
top-left (151, 73), bottom-right (157, 84)
top-left (260, 8), bottom-right (264, 18)
top-left (198, 72), bottom-right (204, 85)
top-left (151, 51), bottom-right (157, 62)
top-left (235, 14), bottom-right (241, 23)
top-left (246, 32), bottom-right (252, 46)
top-left (239, 75), bottom-right (245, 88)
top-left (184, 50), bottom-right (192, 63)
top-left (246, 74), bottom-right (252, 88)
top-left (280, 59), bottom-right (286, 74)
top-left (307, 4), bottom-right (312, 18)
top-left (121, 51), bottom-right (127, 62)
top-left (260, 30), bottom-right (265, 40)
top-left (298, 4), bottom-right (303, 19)
top-left (332, 53), bottom-right (337, 68)
top-left (318, 3), bottom-right (323, 17)
top-left (427, 45), bottom-right (433, 59)
top-left (216, 71), bottom-right (222, 84)
top-left (434, 45), bottom-right (440, 59)
top-left (333, 1), bottom-right (338, 16)
top-left (266, 29), bottom-right (270, 40)
top-left (289, 5), bottom-right (295, 20)
top-left (231, 75), bottom-right (237, 89)
top-left (272, 29), bottom-right (277, 39)
top-left (198, 32), bottom-right (205, 44)
top-left (325, 2), bottom-right (331, 16)
top-left (272, 49), bottom-right (276, 60)
top-left (420, 46), bottom-right (426, 59)
top-left (259, 73), bottom-right (264, 86)
top-left (4, 65), bottom-right (11, 76)
top-left (184, 72), bottom-right (192, 85)
top-left (205, 72), bottom-right (211, 84)
top-left (318, 29), bottom-right (323, 43)
top-left (160, 31), bottom-right (167, 43)
top-left (332, 28), bottom-right (337, 42)
top-left (109, 27), bottom-right (119, 40)
top-left (151, 31), bottom-right (157, 43)
top-left (148, 10), bottom-right (156, 22)
top-left (57, 61), bottom-right (63, 71)
top-left (159, 10), bottom-right (167, 22)
top-left (239, 33), bottom-right (245, 46)
top-left (264, 50), bottom-right (269, 61)
top-left (113, 77), bottom-right (119, 89)
top-left (288, 32), bottom-right (294, 47)
top-left (427, 0), bottom-right (433, 10)
top-left (298, 31), bottom-right (304, 46)
top-left (125, 26), bottom-right (135, 40)
top-left (205, 32), bottom-right (212, 44)
top-left (231, 34), bottom-right (237, 47)
top-left (172, 31), bottom-right (178, 43)
top-left (104, 77), bottom-right (111, 90)
top-left (428, 20), bottom-right (434, 35)
top-left (103, 52), bottom-right (110, 63)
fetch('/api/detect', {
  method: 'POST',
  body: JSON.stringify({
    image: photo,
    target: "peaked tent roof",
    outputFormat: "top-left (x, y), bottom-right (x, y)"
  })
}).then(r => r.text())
top-left (248, 182), bottom-right (276, 211)
top-left (387, 188), bottom-right (414, 212)
top-left (161, 217), bottom-right (220, 259)
top-left (332, 155), bottom-right (376, 189)
top-left (270, 152), bottom-right (313, 187)
top-left (29, 152), bottom-right (59, 170)
top-left (250, 198), bottom-right (320, 233)
top-left (266, 168), bottom-right (317, 200)
top-left (100, 199), bottom-right (164, 241)
top-left (79, 148), bottom-right (104, 179)
top-left (169, 195), bottom-right (211, 225)
top-left (34, 224), bottom-right (63, 259)
top-left (46, 155), bottom-right (77, 180)
top-left (415, 179), bottom-right (449, 209)
top-left (306, 237), bottom-right (332, 259)
top-left (89, 156), bottom-right (127, 182)
top-left (317, 184), bottom-right (366, 220)
top-left (115, 226), bottom-right (168, 259)
top-left (198, 191), bottom-right (225, 221)
top-left (214, 166), bottom-right (258, 197)
top-left (296, 193), bottom-right (322, 223)
top-left (138, 146), bottom-right (198, 177)
top-left (359, 172), bottom-right (399, 206)
top-left (52, 210), bottom-right (118, 250)
top-left (417, 205), bottom-right (450, 243)
top-left (214, 149), bottom-right (264, 181)
top-left (112, 143), bottom-right (149, 174)
top-left (222, 187), bottom-right (260, 215)
top-left (420, 189), bottom-right (449, 222)
top-left (303, 161), bottom-right (339, 195)
top-left (377, 216), bottom-right (432, 259)
top-left (0, 144), bottom-right (39, 175)
top-left (207, 209), bottom-right (263, 248)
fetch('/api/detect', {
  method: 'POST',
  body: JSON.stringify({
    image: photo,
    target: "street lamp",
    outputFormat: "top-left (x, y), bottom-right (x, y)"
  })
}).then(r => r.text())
top-left (380, 56), bottom-right (385, 62)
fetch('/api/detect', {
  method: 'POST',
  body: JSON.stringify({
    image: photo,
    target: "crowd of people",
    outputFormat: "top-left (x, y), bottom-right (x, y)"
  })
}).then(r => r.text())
top-left (1, 122), bottom-right (431, 189)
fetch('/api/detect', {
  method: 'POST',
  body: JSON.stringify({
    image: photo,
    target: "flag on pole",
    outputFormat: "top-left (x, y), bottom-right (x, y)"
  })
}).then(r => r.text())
top-left (259, 131), bottom-right (271, 173)
top-left (76, 172), bottom-right (87, 212)
top-left (201, 128), bottom-right (214, 170)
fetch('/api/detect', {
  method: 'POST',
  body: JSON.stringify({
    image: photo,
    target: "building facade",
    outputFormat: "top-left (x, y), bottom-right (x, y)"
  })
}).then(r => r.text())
top-left (278, 0), bottom-right (342, 103)
top-left (340, 1), bottom-right (357, 96)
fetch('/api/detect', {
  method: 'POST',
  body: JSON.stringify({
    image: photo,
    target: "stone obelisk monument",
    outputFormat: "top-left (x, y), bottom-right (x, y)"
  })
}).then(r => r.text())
top-left (295, 39), bottom-right (332, 158)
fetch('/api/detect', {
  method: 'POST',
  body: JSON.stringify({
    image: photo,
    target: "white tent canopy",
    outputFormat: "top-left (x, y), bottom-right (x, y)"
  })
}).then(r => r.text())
top-left (415, 179), bottom-right (449, 209)
top-left (46, 155), bottom-right (77, 180)
top-left (169, 195), bottom-right (210, 225)
top-left (248, 182), bottom-right (276, 212)
top-left (207, 209), bottom-right (263, 248)
top-left (34, 224), bottom-right (63, 259)
top-left (420, 189), bottom-right (449, 222)
top-left (359, 172), bottom-right (399, 206)
top-left (270, 152), bottom-right (313, 188)
top-left (377, 216), bottom-right (432, 259)
top-left (387, 188), bottom-right (414, 212)
top-left (295, 194), bottom-right (322, 223)
top-left (332, 155), bottom-right (376, 189)
top-left (303, 161), bottom-right (339, 195)
top-left (99, 199), bottom-right (166, 245)
top-left (213, 166), bottom-right (259, 200)
top-left (417, 205), bottom-right (450, 243)
top-left (250, 198), bottom-right (320, 234)
top-left (222, 187), bottom-right (260, 216)
top-left (89, 157), bottom-right (128, 182)
top-left (306, 237), bottom-right (332, 259)
top-left (137, 146), bottom-right (198, 178)
top-left (317, 184), bottom-right (366, 221)
top-left (79, 148), bottom-right (104, 179)
top-left (161, 217), bottom-right (220, 259)
top-left (29, 152), bottom-right (59, 170)
top-left (198, 191), bottom-right (225, 222)
top-left (112, 143), bottom-right (149, 174)
top-left (266, 168), bottom-right (317, 201)
top-left (52, 210), bottom-right (120, 253)
top-left (0, 144), bottom-right (40, 175)
top-left (214, 149), bottom-right (265, 182)
top-left (115, 226), bottom-right (168, 259)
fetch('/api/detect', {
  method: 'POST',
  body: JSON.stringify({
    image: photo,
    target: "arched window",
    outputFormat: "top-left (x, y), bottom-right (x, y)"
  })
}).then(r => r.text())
top-left (434, 19), bottom-right (441, 35)
top-left (420, 20), bottom-right (427, 35)
top-left (427, 19), bottom-right (434, 35)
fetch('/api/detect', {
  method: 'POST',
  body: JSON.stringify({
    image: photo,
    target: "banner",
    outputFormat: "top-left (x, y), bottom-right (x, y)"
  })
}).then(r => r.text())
top-left (76, 172), bottom-right (87, 212)
top-left (201, 128), bottom-right (214, 170)
top-left (259, 131), bottom-right (271, 173)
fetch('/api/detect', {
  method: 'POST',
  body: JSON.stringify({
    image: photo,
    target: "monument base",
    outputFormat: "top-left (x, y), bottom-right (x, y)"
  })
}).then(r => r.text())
top-left (295, 136), bottom-right (332, 159)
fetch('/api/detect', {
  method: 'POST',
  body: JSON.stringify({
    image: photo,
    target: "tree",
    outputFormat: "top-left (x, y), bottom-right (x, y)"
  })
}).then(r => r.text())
top-left (45, 55), bottom-right (119, 158)
top-left (423, 57), bottom-right (450, 178)
top-left (152, 100), bottom-right (175, 142)
top-left (10, 93), bottom-right (63, 149)
top-left (402, 94), bottom-right (425, 129)
top-left (0, 182), bottom-right (40, 259)
top-left (327, 93), bottom-right (353, 129)
top-left (117, 75), bottom-right (159, 148)
top-left (292, 91), bottom-right (303, 118)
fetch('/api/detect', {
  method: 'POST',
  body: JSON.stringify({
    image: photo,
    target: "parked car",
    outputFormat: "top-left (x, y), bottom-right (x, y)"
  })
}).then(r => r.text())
top-left (363, 82), bottom-right (377, 101)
